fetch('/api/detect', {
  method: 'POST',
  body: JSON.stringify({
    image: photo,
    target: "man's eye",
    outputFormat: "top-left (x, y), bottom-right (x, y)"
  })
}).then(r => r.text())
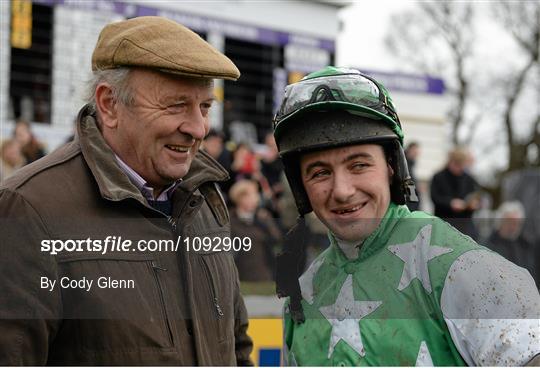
top-left (168, 103), bottom-right (186, 112)
top-left (200, 102), bottom-right (213, 115)
top-left (352, 162), bottom-right (368, 170)
top-left (311, 170), bottom-right (329, 179)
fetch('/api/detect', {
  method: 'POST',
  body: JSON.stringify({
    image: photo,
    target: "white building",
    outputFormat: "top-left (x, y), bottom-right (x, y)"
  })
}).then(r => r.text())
top-left (1, 0), bottom-right (450, 200)
top-left (0, 0), bottom-right (347, 150)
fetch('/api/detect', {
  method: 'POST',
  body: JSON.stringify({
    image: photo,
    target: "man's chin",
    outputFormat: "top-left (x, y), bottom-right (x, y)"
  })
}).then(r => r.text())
top-left (330, 221), bottom-right (380, 243)
top-left (158, 165), bottom-right (190, 182)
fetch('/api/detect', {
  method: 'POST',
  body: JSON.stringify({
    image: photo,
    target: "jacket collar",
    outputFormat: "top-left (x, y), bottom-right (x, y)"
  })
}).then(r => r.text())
top-left (76, 104), bottom-right (228, 205)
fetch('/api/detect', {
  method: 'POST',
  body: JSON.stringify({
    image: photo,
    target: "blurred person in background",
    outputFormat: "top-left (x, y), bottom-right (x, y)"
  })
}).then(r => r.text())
top-left (13, 119), bottom-right (46, 164)
top-left (202, 129), bottom-right (233, 194)
top-left (261, 132), bottom-right (284, 197)
top-left (231, 142), bottom-right (273, 205)
top-left (203, 129), bottom-right (232, 172)
top-left (231, 142), bottom-right (260, 180)
top-left (404, 141), bottom-right (421, 211)
top-left (486, 201), bottom-right (536, 284)
top-left (260, 132), bottom-right (285, 217)
top-left (0, 139), bottom-right (25, 182)
top-left (229, 179), bottom-right (282, 282)
top-left (430, 146), bottom-right (480, 239)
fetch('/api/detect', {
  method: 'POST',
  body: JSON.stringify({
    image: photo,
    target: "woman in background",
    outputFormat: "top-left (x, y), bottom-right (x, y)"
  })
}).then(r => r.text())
top-left (13, 119), bottom-right (46, 164)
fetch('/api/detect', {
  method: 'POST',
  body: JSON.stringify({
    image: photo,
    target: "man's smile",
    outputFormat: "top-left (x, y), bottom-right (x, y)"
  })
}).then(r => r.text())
top-left (331, 202), bottom-right (368, 216)
top-left (165, 144), bottom-right (191, 153)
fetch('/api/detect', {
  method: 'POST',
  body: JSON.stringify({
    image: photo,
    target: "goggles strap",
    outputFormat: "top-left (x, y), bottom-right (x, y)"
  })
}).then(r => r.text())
top-left (309, 85), bottom-right (337, 104)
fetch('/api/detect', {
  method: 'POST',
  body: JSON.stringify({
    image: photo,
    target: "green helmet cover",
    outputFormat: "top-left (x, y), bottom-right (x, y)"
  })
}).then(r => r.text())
top-left (274, 66), bottom-right (404, 147)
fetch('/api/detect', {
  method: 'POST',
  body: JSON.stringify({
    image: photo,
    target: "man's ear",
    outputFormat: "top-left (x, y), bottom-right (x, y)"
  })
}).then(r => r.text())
top-left (388, 163), bottom-right (395, 178)
top-left (95, 83), bottom-right (118, 129)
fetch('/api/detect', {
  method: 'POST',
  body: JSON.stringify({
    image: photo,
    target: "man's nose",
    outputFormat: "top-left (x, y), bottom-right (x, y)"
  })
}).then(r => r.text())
top-left (331, 172), bottom-right (356, 202)
top-left (179, 106), bottom-right (208, 140)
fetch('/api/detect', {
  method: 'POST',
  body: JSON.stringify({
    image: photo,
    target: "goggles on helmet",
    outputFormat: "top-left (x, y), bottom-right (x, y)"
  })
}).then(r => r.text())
top-left (273, 71), bottom-right (401, 131)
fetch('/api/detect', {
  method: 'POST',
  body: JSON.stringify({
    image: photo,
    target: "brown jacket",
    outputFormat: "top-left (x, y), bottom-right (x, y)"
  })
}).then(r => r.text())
top-left (230, 208), bottom-right (281, 282)
top-left (0, 106), bottom-right (253, 365)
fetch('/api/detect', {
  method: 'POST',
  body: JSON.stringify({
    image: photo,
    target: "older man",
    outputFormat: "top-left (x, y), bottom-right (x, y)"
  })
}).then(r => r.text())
top-left (0, 17), bottom-right (252, 365)
top-left (486, 201), bottom-right (536, 281)
top-left (273, 66), bottom-right (540, 366)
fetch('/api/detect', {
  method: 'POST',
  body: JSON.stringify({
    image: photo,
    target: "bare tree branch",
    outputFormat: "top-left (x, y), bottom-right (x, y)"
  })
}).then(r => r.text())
top-left (385, 1), bottom-right (475, 146)
top-left (492, 1), bottom-right (540, 171)
top-left (463, 111), bottom-right (483, 147)
top-left (527, 114), bottom-right (540, 147)
top-left (385, 1), bottom-right (539, 185)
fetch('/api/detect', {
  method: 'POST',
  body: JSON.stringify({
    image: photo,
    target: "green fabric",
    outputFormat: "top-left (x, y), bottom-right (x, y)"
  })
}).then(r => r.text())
top-left (284, 203), bottom-right (483, 366)
top-left (275, 66), bottom-right (404, 144)
top-left (302, 66), bottom-right (347, 80)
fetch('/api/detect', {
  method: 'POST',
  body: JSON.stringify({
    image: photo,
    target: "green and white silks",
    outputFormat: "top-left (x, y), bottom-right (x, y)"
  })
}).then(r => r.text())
top-left (284, 203), bottom-right (540, 366)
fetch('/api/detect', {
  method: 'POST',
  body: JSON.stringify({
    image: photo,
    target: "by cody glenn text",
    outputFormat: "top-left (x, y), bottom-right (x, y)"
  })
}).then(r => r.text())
top-left (41, 276), bottom-right (134, 292)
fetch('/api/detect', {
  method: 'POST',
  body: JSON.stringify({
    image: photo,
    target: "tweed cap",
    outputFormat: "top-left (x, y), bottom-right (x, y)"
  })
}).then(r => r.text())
top-left (92, 16), bottom-right (240, 80)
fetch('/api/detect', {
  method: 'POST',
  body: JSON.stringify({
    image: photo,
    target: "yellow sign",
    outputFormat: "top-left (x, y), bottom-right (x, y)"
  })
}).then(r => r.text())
top-left (247, 318), bottom-right (283, 366)
top-left (11, 0), bottom-right (32, 49)
top-left (288, 71), bottom-right (305, 84)
top-left (213, 85), bottom-right (224, 103)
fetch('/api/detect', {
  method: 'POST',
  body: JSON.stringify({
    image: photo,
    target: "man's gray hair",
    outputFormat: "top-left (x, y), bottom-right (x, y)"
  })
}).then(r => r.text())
top-left (494, 200), bottom-right (526, 229)
top-left (84, 68), bottom-right (135, 111)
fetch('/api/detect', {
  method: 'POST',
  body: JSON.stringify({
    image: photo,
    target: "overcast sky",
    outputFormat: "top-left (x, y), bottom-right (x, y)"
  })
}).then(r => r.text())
top-left (335, 1), bottom-right (537, 181)
top-left (336, 1), bottom-right (519, 73)
top-left (336, 1), bottom-right (415, 71)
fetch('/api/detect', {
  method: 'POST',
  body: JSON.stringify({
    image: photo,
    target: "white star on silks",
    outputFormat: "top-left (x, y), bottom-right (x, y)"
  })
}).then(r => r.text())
top-left (299, 257), bottom-right (324, 304)
top-left (415, 341), bottom-right (434, 366)
top-left (388, 224), bottom-right (453, 293)
top-left (319, 275), bottom-right (382, 359)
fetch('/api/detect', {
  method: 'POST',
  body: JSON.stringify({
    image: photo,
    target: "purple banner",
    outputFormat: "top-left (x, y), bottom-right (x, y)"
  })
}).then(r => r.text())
top-left (32, 0), bottom-right (335, 52)
top-left (359, 69), bottom-right (445, 95)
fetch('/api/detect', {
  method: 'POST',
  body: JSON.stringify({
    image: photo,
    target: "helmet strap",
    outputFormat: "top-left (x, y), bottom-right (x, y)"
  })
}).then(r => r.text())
top-left (276, 215), bottom-right (308, 324)
top-left (397, 145), bottom-right (419, 203)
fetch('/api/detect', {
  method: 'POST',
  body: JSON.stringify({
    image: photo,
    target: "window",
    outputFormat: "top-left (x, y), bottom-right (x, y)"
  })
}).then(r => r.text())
top-left (9, 2), bottom-right (53, 123)
top-left (224, 38), bottom-right (282, 141)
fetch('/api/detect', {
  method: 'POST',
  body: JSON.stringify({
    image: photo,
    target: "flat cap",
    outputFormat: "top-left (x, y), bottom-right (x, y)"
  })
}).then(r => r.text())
top-left (92, 16), bottom-right (240, 80)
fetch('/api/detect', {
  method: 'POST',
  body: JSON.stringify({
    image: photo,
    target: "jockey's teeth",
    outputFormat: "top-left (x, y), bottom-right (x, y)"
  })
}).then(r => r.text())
top-left (336, 205), bottom-right (361, 214)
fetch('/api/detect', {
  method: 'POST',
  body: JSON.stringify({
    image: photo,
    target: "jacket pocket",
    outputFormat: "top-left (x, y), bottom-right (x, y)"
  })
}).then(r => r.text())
top-left (194, 252), bottom-right (238, 346)
top-left (56, 254), bottom-right (175, 351)
top-left (149, 260), bottom-right (174, 346)
top-left (200, 255), bottom-right (224, 340)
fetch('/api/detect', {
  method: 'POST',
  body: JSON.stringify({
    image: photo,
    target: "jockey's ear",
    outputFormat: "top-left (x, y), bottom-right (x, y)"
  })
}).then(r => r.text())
top-left (388, 163), bottom-right (394, 178)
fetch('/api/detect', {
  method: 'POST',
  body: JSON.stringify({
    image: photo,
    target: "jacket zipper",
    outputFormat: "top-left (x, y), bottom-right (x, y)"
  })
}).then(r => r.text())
top-left (150, 261), bottom-right (174, 346)
top-left (201, 258), bottom-right (224, 318)
top-left (167, 216), bottom-right (177, 233)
